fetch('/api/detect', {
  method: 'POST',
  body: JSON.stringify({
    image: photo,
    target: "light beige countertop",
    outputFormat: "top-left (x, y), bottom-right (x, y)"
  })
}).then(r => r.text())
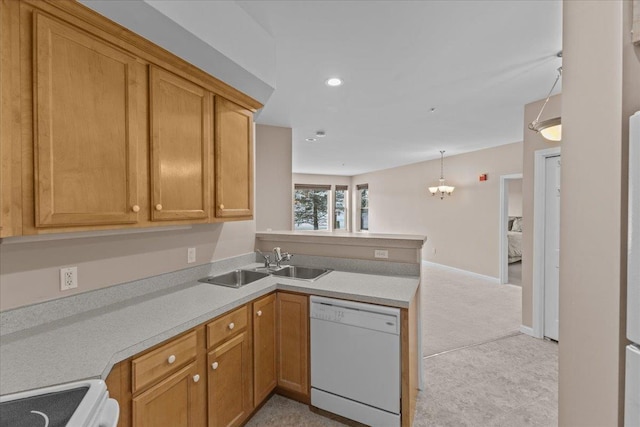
top-left (0, 264), bottom-right (419, 396)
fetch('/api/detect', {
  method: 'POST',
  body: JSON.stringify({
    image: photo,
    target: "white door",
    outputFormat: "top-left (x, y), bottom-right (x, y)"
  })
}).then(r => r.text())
top-left (544, 155), bottom-right (561, 341)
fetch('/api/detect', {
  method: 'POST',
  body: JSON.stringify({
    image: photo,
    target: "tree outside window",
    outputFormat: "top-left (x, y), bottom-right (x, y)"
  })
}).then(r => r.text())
top-left (357, 184), bottom-right (369, 231)
top-left (294, 184), bottom-right (330, 230)
top-left (334, 185), bottom-right (348, 230)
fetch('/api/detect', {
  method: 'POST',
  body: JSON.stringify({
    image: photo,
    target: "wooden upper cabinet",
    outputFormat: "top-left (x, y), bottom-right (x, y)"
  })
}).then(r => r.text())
top-left (149, 67), bottom-right (211, 221)
top-left (214, 97), bottom-right (253, 219)
top-left (33, 12), bottom-right (139, 227)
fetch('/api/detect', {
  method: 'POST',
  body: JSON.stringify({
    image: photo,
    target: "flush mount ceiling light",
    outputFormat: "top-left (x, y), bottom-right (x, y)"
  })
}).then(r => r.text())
top-left (428, 150), bottom-right (455, 199)
top-left (325, 77), bottom-right (343, 87)
top-left (528, 66), bottom-right (562, 142)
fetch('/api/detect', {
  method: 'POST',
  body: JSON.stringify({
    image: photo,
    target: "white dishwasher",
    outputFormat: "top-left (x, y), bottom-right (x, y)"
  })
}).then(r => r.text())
top-left (310, 295), bottom-right (401, 427)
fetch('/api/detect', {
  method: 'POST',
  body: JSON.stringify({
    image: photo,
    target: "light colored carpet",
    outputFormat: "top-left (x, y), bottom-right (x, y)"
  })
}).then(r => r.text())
top-left (422, 262), bottom-right (522, 356)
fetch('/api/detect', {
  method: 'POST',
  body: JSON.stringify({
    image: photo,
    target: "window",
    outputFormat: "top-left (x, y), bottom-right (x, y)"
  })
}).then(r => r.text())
top-left (334, 185), bottom-right (348, 230)
top-left (357, 184), bottom-right (369, 231)
top-left (293, 184), bottom-right (330, 230)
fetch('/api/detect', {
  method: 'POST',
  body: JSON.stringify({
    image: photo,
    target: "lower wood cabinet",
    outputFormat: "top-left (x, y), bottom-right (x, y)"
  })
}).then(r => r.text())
top-left (207, 331), bottom-right (252, 427)
top-left (133, 361), bottom-right (205, 427)
top-left (276, 292), bottom-right (309, 401)
top-left (252, 293), bottom-right (277, 405)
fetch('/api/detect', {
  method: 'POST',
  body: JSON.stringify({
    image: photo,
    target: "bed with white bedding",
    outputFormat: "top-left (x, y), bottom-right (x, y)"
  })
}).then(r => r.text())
top-left (508, 216), bottom-right (523, 263)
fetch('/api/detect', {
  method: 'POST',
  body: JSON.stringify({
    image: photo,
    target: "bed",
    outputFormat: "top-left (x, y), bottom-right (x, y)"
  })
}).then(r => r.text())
top-left (508, 216), bottom-right (523, 263)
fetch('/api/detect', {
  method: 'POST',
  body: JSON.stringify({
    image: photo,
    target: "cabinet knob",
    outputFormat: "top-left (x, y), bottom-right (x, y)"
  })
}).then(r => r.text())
top-left (257, 310), bottom-right (262, 317)
top-left (132, 205), bottom-right (140, 213)
top-left (155, 204), bottom-right (163, 211)
top-left (211, 362), bottom-right (219, 370)
top-left (193, 374), bottom-right (200, 383)
top-left (228, 322), bottom-right (235, 330)
top-left (167, 355), bottom-right (176, 364)
top-left (219, 204), bottom-right (224, 210)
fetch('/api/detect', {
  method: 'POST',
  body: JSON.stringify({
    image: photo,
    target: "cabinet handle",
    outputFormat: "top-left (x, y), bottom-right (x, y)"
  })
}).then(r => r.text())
top-left (211, 362), bottom-right (219, 370)
top-left (193, 374), bottom-right (200, 383)
top-left (167, 355), bottom-right (176, 364)
top-left (155, 204), bottom-right (163, 211)
top-left (228, 322), bottom-right (235, 330)
top-left (132, 205), bottom-right (140, 213)
top-left (219, 204), bottom-right (224, 210)
top-left (257, 310), bottom-right (263, 317)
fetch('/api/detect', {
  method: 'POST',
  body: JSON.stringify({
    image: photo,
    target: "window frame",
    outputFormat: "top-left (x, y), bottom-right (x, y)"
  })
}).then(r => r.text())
top-left (334, 185), bottom-right (349, 231)
top-left (292, 184), bottom-right (331, 231)
top-left (357, 184), bottom-right (369, 231)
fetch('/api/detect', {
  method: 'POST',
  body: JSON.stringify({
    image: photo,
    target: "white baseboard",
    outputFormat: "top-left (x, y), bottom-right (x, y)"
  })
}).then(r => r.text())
top-left (422, 260), bottom-right (500, 283)
top-left (519, 325), bottom-right (535, 337)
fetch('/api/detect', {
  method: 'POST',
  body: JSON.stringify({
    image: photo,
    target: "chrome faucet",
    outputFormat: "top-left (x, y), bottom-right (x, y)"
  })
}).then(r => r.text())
top-left (273, 247), bottom-right (292, 269)
top-left (256, 249), bottom-right (271, 268)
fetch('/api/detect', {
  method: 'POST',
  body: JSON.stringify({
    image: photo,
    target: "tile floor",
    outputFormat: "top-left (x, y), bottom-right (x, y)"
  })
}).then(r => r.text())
top-left (247, 263), bottom-right (558, 426)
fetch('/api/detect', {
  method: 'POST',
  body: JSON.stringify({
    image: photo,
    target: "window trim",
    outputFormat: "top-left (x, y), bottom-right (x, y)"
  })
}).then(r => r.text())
top-left (357, 184), bottom-right (369, 231)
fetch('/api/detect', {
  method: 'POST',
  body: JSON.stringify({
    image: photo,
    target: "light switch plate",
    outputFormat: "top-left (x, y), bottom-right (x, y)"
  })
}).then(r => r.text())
top-left (187, 247), bottom-right (196, 264)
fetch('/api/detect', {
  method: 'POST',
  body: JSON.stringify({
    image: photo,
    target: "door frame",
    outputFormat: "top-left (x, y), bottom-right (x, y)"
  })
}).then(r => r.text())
top-left (499, 173), bottom-right (523, 284)
top-left (532, 147), bottom-right (561, 338)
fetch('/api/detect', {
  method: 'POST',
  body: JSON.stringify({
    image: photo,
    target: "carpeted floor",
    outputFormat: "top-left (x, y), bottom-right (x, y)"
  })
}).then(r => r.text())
top-left (422, 262), bottom-right (522, 356)
top-left (246, 262), bottom-right (558, 427)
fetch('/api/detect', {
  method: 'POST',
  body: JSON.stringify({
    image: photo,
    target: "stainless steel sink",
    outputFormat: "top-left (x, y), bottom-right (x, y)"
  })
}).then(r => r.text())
top-left (270, 266), bottom-right (332, 281)
top-left (199, 270), bottom-right (270, 288)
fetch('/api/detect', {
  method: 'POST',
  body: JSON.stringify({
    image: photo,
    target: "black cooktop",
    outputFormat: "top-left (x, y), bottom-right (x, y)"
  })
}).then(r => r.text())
top-left (0, 387), bottom-right (88, 427)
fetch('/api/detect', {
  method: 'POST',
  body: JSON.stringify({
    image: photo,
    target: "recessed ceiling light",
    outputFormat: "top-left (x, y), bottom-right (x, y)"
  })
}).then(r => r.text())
top-left (325, 77), bottom-right (343, 87)
top-left (305, 137), bottom-right (317, 142)
top-left (316, 131), bottom-right (326, 138)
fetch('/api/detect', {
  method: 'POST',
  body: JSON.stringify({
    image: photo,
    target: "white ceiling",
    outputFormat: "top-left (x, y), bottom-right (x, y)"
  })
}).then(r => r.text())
top-left (146, 1), bottom-right (563, 176)
top-left (237, 0), bottom-right (563, 176)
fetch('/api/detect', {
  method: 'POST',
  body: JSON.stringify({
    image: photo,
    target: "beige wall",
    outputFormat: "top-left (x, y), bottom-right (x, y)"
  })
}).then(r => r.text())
top-left (255, 124), bottom-right (292, 231)
top-left (351, 142), bottom-right (523, 278)
top-left (507, 179), bottom-right (523, 217)
top-left (0, 221), bottom-right (255, 311)
top-left (521, 94), bottom-right (562, 328)
top-left (559, 0), bottom-right (639, 425)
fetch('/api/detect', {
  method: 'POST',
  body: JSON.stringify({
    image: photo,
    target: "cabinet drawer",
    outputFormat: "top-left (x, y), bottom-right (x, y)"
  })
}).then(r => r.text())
top-left (132, 331), bottom-right (197, 393)
top-left (207, 305), bottom-right (248, 349)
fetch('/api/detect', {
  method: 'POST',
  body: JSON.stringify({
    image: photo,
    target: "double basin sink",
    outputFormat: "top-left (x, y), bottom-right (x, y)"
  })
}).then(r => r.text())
top-left (199, 265), bottom-right (332, 289)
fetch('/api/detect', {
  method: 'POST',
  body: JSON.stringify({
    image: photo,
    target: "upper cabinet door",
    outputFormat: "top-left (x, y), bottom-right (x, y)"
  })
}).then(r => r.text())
top-left (33, 13), bottom-right (139, 227)
top-left (214, 98), bottom-right (253, 219)
top-left (149, 66), bottom-right (211, 221)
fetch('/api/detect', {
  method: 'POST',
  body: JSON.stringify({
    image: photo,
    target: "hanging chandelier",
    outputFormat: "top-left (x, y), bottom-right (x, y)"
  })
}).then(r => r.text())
top-left (528, 66), bottom-right (562, 142)
top-left (429, 150), bottom-right (455, 199)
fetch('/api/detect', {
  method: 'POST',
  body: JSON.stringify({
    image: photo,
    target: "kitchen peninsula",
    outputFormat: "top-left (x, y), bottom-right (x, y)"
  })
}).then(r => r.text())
top-left (1, 232), bottom-right (425, 427)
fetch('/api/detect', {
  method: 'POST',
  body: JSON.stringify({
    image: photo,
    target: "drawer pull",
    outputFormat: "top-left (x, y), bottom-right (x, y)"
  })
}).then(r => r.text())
top-left (228, 322), bottom-right (235, 330)
top-left (211, 362), bottom-right (219, 370)
top-left (155, 204), bottom-right (163, 211)
top-left (132, 205), bottom-right (140, 213)
top-left (167, 355), bottom-right (176, 364)
top-left (193, 374), bottom-right (200, 383)
top-left (257, 310), bottom-right (263, 317)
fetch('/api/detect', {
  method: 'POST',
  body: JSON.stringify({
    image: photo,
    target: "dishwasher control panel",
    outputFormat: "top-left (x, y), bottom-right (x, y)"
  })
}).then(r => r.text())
top-left (310, 296), bottom-right (400, 335)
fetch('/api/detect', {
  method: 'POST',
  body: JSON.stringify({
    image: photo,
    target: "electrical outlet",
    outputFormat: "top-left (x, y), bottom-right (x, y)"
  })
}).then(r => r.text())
top-left (374, 249), bottom-right (389, 259)
top-left (187, 247), bottom-right (196, 264)
top-left (60, 267), bottom-right (78, 291)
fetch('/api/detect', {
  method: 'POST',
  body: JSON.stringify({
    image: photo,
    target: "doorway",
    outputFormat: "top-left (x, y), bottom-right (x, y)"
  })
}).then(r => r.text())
top-left (532, 147), bottom-right (561, 340)
top-left (499, 174), bottom-right (523, 285)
